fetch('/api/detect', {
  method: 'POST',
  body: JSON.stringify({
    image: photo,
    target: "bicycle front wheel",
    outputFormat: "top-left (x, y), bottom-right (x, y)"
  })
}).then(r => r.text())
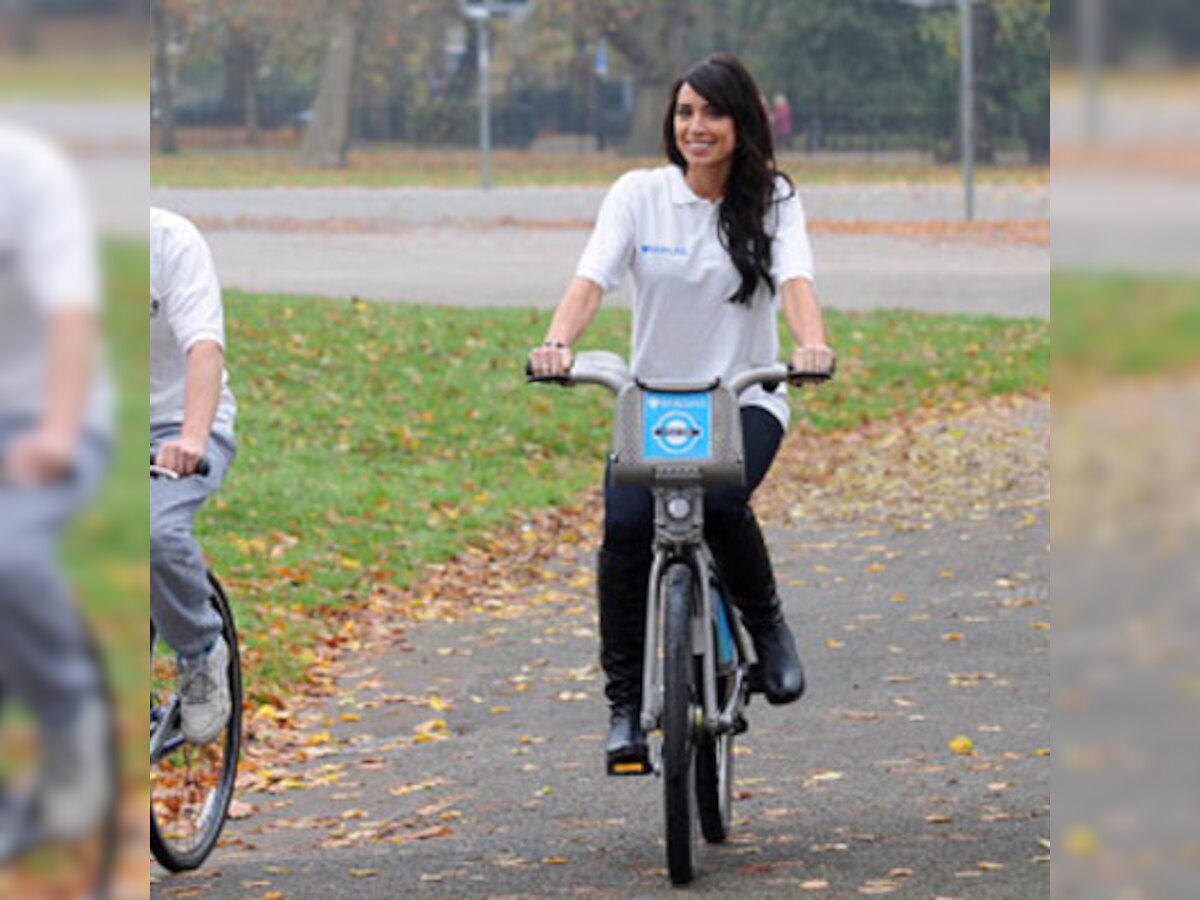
top-left (695, 690), bottom-right (734, 843)
top-left (150, 574), bottom-right (242, 872)
top-left (661, 562), bottom-right (698, 885)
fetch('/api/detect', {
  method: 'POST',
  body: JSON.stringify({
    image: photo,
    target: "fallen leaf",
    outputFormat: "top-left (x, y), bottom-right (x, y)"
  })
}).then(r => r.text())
top-left (949, 735), bottom-right (976, 756)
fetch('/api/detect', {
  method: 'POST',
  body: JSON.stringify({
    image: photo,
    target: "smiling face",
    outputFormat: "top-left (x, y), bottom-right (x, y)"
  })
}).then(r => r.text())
top-left (672, 81), bottom-right (737, 175)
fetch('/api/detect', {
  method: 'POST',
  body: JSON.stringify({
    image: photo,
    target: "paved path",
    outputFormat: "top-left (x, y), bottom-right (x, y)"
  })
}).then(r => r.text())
top-left (153, 402), bottom-right (1050, 899)
top-left (194, 227), bottom-right (1049, 319)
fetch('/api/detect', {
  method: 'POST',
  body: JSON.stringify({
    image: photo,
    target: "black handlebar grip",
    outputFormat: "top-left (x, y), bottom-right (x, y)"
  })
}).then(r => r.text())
top-left (787, 357), bottom-right (837, 385)
top-left (525, 361), bottom-right (571, 386)
top-left (150, 454), bottom-right (211, 477)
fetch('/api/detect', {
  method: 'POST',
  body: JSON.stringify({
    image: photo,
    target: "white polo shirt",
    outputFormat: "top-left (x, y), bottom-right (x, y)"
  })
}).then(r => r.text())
top-left (0, 124), bottom-right (111, 435)
top-left (150, 207), bottom-right (237, 438)
top-left (576, 165), bottom-right (814, 429)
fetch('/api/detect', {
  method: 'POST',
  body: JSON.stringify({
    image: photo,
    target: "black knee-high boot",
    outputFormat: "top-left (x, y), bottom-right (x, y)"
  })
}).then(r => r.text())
top-left (707, 508), bottom-right (805, 705)
top-left (597, 548), bottom-right (651, 768)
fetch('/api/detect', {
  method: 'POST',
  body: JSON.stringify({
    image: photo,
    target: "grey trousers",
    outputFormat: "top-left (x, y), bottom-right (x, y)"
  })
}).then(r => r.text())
top-left (150, 425), bottom-right (235, 659)
top-left (0, 419), bottom-right (108, 729)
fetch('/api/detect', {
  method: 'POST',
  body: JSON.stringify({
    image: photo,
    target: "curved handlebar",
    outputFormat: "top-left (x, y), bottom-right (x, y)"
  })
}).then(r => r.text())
top-left (527, 351), bottom-right (834, 397)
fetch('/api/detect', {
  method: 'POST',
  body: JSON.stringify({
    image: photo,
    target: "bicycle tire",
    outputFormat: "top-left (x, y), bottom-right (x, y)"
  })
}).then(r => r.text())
top-left (695, 671), bottom-right (734, 843)
top-left (150, 574), bottom-right (242, 872)
top-left (661, 562), bottom-right (698, 885)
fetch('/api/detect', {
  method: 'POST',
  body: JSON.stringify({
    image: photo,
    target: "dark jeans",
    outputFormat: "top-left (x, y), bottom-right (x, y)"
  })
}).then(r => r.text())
top-left (602, 406), bottom-right (784, 591)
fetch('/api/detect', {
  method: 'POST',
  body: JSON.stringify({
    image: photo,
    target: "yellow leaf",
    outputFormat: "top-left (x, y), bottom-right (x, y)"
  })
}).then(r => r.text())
top-left (428, 695), bottom-right (452, 712)
top-left (339, 712), bottom-right (362, 723)
top-left (825, 638), bottom-right (844, 649)
top-left (949, 735), bottom-right (975, 756)
top-left (541, 857), bottom-right (567, 865)
top-left (943, 632), bottom-right (965, 642)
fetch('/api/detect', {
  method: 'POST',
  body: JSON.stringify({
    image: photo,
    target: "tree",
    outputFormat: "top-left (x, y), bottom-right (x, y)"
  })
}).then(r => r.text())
top-left (576, 0), bottom-right (696, 154)
top-left (301, 0), bottom-right (377, 167)
top-left (751, 0), bottom-right (936, 154)
top-left (921, 0), bottom-right (1049, 164)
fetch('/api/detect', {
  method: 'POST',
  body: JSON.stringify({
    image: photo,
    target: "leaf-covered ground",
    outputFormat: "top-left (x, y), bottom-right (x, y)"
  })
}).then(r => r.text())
top-left (164, 392), bottom-right (1049, 897)
top-left (187, 212), bottom-right (1049, 246)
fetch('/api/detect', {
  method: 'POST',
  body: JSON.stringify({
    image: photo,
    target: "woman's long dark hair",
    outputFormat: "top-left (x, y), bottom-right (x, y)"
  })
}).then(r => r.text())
top-left (662, 54), bottom-right (794, 306)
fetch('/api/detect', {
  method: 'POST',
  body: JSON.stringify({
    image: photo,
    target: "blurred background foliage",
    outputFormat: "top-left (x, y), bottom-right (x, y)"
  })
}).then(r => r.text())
top-left (148, 0), bottom-right (1050, 163)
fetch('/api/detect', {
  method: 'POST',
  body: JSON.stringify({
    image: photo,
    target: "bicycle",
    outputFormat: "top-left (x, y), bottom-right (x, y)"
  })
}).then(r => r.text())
top-left (0, 463), bottom-right (120, 899)
top-left (529, 351), bottom-right (830, 885)
top-left (149, 459), bottom-right (243, 872)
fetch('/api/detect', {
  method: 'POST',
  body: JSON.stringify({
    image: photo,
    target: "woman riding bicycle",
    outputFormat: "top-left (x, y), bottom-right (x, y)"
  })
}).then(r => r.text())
top-left (528, 54), bottom-right (836, 770)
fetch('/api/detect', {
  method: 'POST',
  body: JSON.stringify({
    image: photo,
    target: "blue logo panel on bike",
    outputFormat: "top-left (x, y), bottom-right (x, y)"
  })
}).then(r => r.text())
top-left (642, 392), bottom-right (712, 461)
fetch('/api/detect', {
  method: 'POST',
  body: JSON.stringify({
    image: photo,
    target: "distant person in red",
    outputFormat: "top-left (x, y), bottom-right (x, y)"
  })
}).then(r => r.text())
top-left (771, 93), bottom-right (793, 151)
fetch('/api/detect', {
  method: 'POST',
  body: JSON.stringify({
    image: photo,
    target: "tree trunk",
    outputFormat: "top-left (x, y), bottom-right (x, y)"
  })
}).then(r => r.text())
top-left (300, 2), bottom-right (367, 168)
top-left (151, 0), bottom-right (178, 155)
top-left (623, 78), bottom-right (672, 156)
top-left (619, 0), bottom-right (692, 155)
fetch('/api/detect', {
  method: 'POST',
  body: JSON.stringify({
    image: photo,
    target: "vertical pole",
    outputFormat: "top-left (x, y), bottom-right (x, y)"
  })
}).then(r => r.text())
top-left (1080, 0), bottom-right (1102, 143)
top-left (959, 0), bottom-right (975, 221)
top-left (478, 15), bottom-right (493, 189)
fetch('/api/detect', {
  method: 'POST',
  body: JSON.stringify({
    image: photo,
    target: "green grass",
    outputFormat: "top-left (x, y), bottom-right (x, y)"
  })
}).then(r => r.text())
top-left (150, 146), bottom-right (1049, 190)
top-left (1052, 272), bottom-right (1200, 387)
top-left (205, 293), bottom-right (1047, 693)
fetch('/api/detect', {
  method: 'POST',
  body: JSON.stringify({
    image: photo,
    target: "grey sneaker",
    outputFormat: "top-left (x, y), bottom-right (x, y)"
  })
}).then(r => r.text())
top-left (39, 695), bottom-right (113, 842)
top-left (179, 635), bottom-right (231, 745)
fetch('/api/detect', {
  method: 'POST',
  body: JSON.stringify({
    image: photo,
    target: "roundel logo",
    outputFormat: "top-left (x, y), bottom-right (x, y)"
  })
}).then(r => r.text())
top-left (653, 411), bottom-right (702, 456)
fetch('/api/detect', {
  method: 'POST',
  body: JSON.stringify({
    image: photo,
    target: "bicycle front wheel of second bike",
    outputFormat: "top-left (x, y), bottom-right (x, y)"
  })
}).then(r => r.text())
top-left (662, 562), bottom-right (699, 885)
top-left (150, 575), bottom-right (242, 872)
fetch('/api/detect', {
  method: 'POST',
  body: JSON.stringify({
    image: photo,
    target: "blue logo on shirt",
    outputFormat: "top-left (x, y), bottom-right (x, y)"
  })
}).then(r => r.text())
top-left (640, 243), bottom-right (688, 258)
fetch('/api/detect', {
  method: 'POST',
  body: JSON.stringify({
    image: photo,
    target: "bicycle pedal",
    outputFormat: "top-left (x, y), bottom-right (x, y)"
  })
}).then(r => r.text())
top-left (607, 750), bottom-right (653, 777)
top-left (733, 715), bottom-right (749, 736)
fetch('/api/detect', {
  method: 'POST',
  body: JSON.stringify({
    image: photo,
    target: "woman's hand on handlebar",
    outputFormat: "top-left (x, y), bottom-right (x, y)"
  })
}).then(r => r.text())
top-left (154, 435), bottom-right (208, 477)
top-left (528, 340), bottom-right (574, 379)
top-left (790, 343), bottom-right (836, 378)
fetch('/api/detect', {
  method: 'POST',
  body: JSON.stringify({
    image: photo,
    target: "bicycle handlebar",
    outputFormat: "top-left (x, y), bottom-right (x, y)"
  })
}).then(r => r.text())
top-left (527, 351), bottom-right (835, 397)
